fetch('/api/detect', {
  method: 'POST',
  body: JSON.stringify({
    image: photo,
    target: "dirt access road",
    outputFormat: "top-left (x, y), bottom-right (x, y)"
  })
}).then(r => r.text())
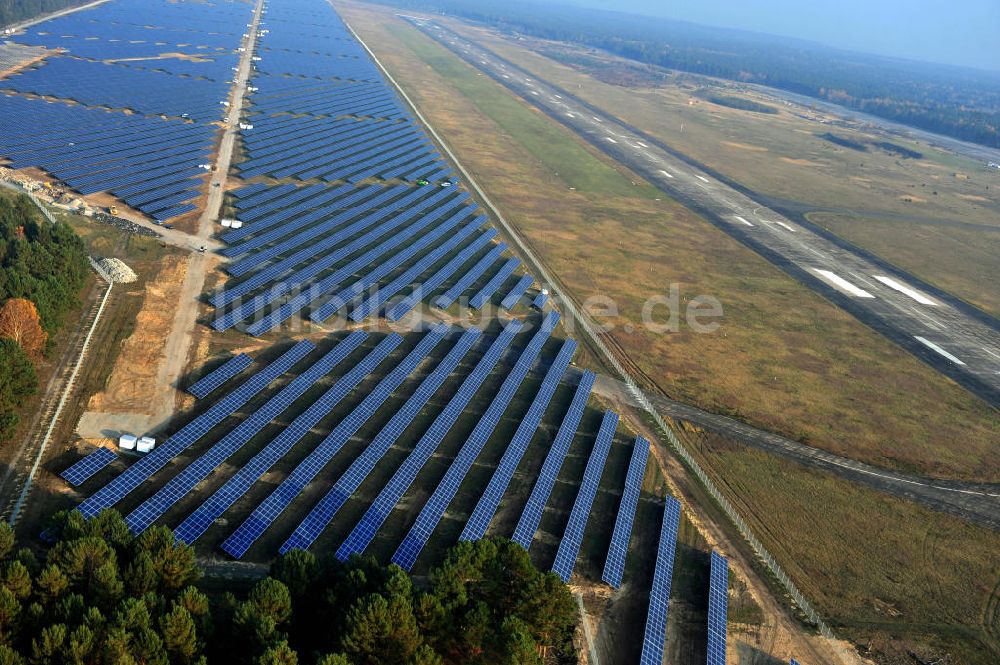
top-left (76, 0), bottom-right (264, 438)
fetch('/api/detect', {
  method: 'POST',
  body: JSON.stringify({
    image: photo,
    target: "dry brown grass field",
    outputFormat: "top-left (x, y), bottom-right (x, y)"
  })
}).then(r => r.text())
top-left (337, 2), bottom-right (1000, 483)
top-left (439, 23), bottom-right (1000, 317)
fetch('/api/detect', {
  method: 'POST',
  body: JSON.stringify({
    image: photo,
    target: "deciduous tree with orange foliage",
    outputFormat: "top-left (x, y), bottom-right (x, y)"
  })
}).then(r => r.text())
top-left (0, 298), bottom-right (47, 361)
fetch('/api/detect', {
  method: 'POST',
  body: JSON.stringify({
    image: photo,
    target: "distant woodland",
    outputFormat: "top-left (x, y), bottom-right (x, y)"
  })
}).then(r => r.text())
top-left (0, 0), bottom-right (86, 26)
top-left (381, 0), bottom-right (1000, 149)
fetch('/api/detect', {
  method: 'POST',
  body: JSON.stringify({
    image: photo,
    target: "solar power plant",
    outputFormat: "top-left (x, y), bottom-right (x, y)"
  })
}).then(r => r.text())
top-left (459, 338), bottom-right (577, 542)
top-left (602, 435), bottom-right (650, 588)
top-left (60, 448), bottom-right (117, 487)
top-left (639, 497), bottom-right (682, 665)
top-left (707, 551), bottom-right (729, 665)
top-left (76, 340), bottom-right (315, 519)
top-left (124, 333), bottom-right (370, 535)
top-left (551, 410), bottom-right (620, 582)
top-left (391, 312), bottom-right (560, 570)
top-left (334, 319), bottom-right (522, 561)
top-left (512, 370), bottom-right (597, 549)
top-left (186, 354), bottom-right (254, 399)
top-left (280, 327), bottom-right (481, 554)
top-left (0, 0), bottom-right (252, 220)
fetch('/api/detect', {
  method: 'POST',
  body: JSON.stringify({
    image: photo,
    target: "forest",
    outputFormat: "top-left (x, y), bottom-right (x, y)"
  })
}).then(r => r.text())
top-left (0, 511), bottom-right (579, 664)
top-left (0, 0), bottom-right (85, 26)
top-left (378, 0), bottom-right (1000, 149)
top-left (0, 192), bottom-right (89, 442)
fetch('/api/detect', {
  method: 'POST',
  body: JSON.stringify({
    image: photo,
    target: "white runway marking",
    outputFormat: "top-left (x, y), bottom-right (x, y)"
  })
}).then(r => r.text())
top-left (659, 170), bottom-right (674, 179)
top-left (812, 269), bottom-right (875, 298)
top-left (566, 112), bottom-right (576, 118)
top-left (695, 175), bottom-right (710, 183)
top-left (872, 275), bottom-right (937, 306)
top-left (775, 221), bottom-right (796, 232)
top-left (733, 215), bottom-right (754, 227)
top-left (604, 137), bottom-right (618, 143)
top-left (915, 336), bottom-right (966, 365)
top-left (636, 141), bottom-right (648, 148)
top-left (592, 116), bottom-right (602, 122)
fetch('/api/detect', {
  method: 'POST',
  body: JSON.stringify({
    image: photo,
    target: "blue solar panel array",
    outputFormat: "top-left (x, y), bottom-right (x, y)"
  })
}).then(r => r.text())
top-left (125, 333), bottom-right (368, 535)
top-left (335, 319), bottom-right (521, 561)
top-left (0, 0), bottom-right (253, 221)
top-left (60, 448), bottom-right (117, 487)
top-left (639, 497), bottom-right (681, 665)
top-left (217, 330), bottom-right (440, 558)
top-left (551, 410), bottom-right (619, 582)
top-left (602, 435), bottom-right (650, 588)
top-left (281, 326), bottom-right (481, 554)
top-left (512, 371), bottom-right (596, 549)
top-left (203, 0), bottom-right (542, 331)
top-left (500, 274), bottom-right (534, 310)
top-left (708, 551), bottom-right (729, 665)
top-left (460, 338), bottom-right (577, 543)
top-left (77, 340), bottom-right (314, 519)
top-left (392, 312), bottom-right (560, 570)
top-left (187, 354), bottom-right (253, 399)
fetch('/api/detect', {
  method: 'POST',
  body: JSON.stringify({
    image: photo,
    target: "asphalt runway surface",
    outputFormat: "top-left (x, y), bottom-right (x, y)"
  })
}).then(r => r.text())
top-left (408, 18), bottom-right (1000, 409)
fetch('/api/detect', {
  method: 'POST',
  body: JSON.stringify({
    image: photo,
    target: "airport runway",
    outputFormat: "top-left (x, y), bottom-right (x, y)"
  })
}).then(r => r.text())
top-left (408, 18), bottom-right (1000, 408)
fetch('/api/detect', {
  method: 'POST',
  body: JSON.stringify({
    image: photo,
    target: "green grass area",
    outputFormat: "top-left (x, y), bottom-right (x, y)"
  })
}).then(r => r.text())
top-left (385, 23), bottom-right (661, 200)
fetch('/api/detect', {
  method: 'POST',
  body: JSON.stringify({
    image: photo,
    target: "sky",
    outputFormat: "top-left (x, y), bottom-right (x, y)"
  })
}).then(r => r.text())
top-left (564, 0), bottom-right (1000, 71)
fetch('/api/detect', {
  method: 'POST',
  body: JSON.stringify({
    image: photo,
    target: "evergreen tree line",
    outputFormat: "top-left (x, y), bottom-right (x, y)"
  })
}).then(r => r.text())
top-left (0, 0), bottom-right (86, 27)
top-left (0, 510), bottom-right (579, 664)
top-left (0, 193), bottom-right (89, 442)
top-left (376, 0), bottom-right (1000, 149)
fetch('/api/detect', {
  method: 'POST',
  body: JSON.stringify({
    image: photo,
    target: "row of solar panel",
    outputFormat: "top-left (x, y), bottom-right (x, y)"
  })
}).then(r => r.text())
top-left (0, 95), bottom-right (211, 220)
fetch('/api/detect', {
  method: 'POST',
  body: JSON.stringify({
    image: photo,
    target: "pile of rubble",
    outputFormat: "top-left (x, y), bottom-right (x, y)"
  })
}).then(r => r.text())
top-left (96, 257), bottom-right (138, 283)
top-left (93, 212), bottom-right (161, 238)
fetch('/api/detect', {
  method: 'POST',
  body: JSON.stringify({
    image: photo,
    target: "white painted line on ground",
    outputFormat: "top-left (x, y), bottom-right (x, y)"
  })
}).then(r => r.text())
top-left (605, 137), bottom-right (618, 143)
top-left (637, 141), bottom-right (648, 148)
top-left (695, 175), bottom-right (710, 183)
top-left (566, 112), bottom-right (576, 118)
top-left (502, 74), bottom-right (509, 78)
top-left (733, 215), bottom-right (754, 227)
top-left (915, 336), bottom-right (966, 365)
top-left (592, 116), bottom-right (602, 122)
top-left (530, 90), bottom-right (539, 96)
top-left (554, 94), bottom-right (561, 98)
top-left (872, 275), bottom-right (937, 306)
top-left (775, 221), bottom-right (796, 232)
top-left (658, 170), bottom-right (674, 179)
top-left (812, 269), bottom-right (875, 298)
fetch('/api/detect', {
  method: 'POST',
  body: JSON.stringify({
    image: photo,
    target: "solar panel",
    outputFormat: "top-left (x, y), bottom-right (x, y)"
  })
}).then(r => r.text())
top-left (77, 340), bottom-right (314, 519)
top-left (551, 410), bottom-right (619, 582)
top-left (432, 243), bottom-right (506, 309)
top-left (789, 660), bottom-right (802, 665)
top-left (60, 448), bottom-right (116, 486)
top-left (602, 435), bottom-right (650, 588)
top-left (335, 319), bottom-right (521, 561)
top-left (639, 497), bottom-right (681, 665)
top-left (512, 370), bottom-right (596, 549)
top-left (499, 274), bottom-right (533, 310)
top-left (281, 326), bottom-right (481, 553)
top-left (459, 337), bottom-right (576, 543)
top-left (392, 312), bottom-right (561, 570)
top-left (124, 333), bottom-right (367, 534)
top-left (217, 332), bottom-right (410, 558)
top-left (707, 551), bottom-right (729, 665)
top-left (469, 257), bottom-right (520, 309)
top-left (187, 354), bottom-right (253, 399)
top-left (384, 228), bottom-right (497, 321)
top-left (174, 330), bottom-right (427, 546)
top-left (533, 292), bottom-right (548, 309)
top-left (349, 218), bottom-right (485, 321)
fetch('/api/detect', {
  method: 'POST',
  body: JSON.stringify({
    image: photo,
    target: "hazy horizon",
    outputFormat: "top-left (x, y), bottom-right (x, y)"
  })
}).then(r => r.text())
top-left (559, 0), bottom-right (1000, 72)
